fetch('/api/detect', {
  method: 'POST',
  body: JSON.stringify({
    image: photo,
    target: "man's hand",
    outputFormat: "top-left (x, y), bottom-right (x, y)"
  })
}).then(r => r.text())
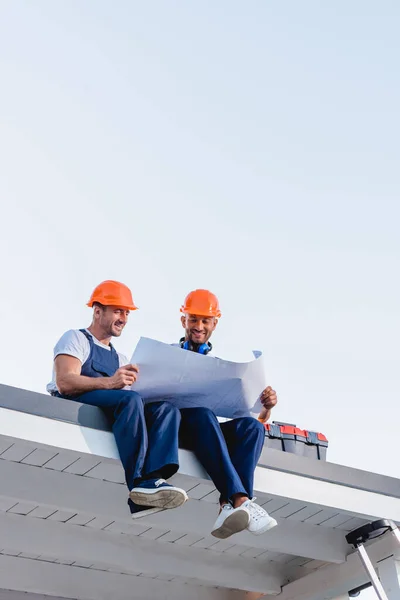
top-left (258, 386), bottom-right (278, 423)
top-left (260, 386), bottom-right (277, 410)
top-left (109, 364), bottom-right (139, 389)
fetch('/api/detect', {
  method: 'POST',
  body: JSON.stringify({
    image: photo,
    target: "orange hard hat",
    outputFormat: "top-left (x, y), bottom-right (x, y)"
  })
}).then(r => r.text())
top-left (180, 289), bottom-right (221, 318)
top-left (87, 280), bottom-right (138, 311)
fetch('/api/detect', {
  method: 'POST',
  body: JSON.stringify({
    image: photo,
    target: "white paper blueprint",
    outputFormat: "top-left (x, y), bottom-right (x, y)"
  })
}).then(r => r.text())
top-left (130, 337), bottom-right (266, 418)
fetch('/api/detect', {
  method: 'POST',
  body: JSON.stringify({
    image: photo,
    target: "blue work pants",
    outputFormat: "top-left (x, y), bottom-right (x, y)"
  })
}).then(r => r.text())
top-left (76, 390), bottom-right (180, 490)
top-left (179, 407), bottom-right (265, 504)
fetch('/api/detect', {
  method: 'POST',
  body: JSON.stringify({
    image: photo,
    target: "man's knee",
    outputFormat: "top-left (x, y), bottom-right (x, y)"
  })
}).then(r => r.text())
top-left (254, 418), bottom-right (266, 437)
top-left (147, 401), bottom-right (181, 421)
top-left (79, 388), bottom-right (142, 407)
top-left (238, 416), bottom-right (265, 437)
top-left (114, 390), bottom-right (143, 408)
top-left (182, 406), bottom-right (217, 424)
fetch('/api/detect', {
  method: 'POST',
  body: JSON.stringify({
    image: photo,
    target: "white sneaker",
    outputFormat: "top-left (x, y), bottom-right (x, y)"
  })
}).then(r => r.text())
top-left (243, 499), bottom-right (278, 535)
top-left (211, 504), bottom-right (250, 539)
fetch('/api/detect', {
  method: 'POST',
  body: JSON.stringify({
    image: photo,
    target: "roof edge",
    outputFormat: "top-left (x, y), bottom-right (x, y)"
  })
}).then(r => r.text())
top-left (1, 383), bottom-right (399, 499)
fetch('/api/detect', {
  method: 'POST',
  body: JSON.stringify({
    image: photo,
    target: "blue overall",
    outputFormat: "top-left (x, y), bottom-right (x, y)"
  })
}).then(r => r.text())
top-left (57, 330), bottom-right (180, 490)
top-left (178, 349), bottom-right (265, 504)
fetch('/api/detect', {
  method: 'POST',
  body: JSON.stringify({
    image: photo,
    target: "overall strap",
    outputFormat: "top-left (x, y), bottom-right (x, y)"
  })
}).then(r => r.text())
top-left (79, 329), bottom-right (117, 352)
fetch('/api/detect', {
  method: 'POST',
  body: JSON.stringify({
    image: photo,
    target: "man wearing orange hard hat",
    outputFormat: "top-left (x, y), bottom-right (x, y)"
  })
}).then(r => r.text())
top-left (47, 280), bottom-right (187, 518)
top-left (177, 289), bottom-right (278, 539)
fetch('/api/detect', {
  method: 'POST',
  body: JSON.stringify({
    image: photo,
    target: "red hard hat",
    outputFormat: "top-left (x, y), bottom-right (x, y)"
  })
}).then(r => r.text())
top-left (180, 289), bottom-right (221, 318)
top-left (87, 280), bottom-right (138, 311)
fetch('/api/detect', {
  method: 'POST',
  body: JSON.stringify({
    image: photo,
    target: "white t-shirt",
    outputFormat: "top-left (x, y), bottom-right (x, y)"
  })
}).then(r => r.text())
top-left (47, 329), bottom-right (128, 395)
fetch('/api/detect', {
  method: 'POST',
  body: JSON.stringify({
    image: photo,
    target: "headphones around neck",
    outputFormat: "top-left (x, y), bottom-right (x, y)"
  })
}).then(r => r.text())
top-left (179, 337), bottom-right (212, 355)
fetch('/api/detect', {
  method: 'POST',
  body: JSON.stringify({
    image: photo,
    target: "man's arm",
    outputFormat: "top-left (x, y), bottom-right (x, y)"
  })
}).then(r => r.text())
top-left (257, 386), bottom-right (278, 423)
top-left (55, 354), bottom-right (139, 397)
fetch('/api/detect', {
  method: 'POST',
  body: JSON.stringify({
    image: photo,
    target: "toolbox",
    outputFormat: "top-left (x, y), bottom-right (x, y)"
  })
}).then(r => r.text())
top-left (263, 421), bottom-right (328, 460)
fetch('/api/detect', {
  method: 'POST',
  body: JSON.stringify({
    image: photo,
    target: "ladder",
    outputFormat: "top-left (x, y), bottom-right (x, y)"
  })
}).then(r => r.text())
top-left (346, 519), bottom-right (400, 599)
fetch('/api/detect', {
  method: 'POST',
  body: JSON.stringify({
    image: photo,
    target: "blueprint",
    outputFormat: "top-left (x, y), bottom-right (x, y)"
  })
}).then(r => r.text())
top-left (130, 337), bottom-right (266, 418)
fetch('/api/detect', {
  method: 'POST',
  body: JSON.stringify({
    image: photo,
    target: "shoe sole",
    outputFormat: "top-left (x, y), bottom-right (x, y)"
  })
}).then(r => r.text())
top-left (248, 517), bottom-right (278, 536)
top-left (129, 487), bottom-right (188, 509)
top-left (131, 506), bottom-right (165, 520)
top-left (211, 509), bottom-right (250, 539)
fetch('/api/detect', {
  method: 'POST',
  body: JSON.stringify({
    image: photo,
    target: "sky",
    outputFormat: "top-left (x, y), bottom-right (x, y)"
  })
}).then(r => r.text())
top-left (0, 2), bottom-right (399, 597)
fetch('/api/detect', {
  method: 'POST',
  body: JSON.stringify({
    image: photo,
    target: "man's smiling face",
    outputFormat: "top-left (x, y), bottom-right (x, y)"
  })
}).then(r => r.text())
top-left (181, 313), bottom-right (218, 344)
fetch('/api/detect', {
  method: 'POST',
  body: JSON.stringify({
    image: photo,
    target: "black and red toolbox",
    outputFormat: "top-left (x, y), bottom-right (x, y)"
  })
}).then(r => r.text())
top-left (263, 421), bottom-right (328, 460)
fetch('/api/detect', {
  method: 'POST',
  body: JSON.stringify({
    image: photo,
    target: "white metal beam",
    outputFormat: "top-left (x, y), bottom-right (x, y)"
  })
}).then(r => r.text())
top-left (0, 512), bottom-right (283, 594)
top-left (0, 457), bottom-right (348, 563)
top-left (254, 466), bottom-right (400, 524)
top-left (0, 554), bottom-right (264, 600)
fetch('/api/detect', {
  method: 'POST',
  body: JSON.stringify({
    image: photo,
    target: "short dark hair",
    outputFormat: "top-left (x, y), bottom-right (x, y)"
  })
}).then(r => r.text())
top-left (92, 302), bottom-right (106, 310)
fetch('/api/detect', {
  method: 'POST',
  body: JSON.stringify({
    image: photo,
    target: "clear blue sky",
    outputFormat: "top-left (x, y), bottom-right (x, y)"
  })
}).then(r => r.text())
top-left (0, 3), bottom-right (399, 596)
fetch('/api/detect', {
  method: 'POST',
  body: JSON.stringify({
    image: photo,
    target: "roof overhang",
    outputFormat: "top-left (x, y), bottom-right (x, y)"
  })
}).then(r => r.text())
top-left (0, 383), bottom-right (399, 599)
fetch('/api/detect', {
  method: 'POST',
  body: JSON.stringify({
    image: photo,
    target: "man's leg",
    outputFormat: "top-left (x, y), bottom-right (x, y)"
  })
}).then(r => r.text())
top-left (179, 407), bottom-right (247, 503)
top-left (142, 401), bottom-right (180, 480)
top-left (75, 389), bottom-right (147, 491)
top-left (179, 407), bottom-right (253, 538)
top-left (129, 401), bottom-right (188, 509)
top-left (220, 417), bottom-right (278, 536)
top-left (75, 391), bottom-right (186, 511)
top-left (219, 417), bottom-right (265, 501)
